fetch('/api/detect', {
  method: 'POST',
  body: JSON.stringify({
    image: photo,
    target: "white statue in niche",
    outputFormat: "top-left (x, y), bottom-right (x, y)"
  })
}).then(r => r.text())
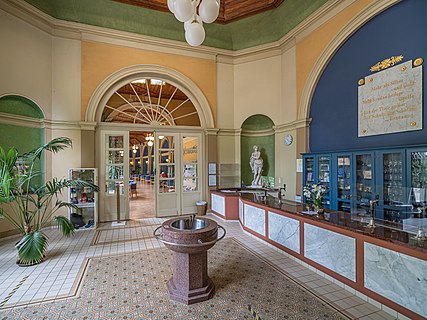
top-left (249, 145), bottom-right (263, 187)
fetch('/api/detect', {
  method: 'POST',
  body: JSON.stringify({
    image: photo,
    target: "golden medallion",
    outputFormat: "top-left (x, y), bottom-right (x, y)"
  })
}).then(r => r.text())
top-left (358, 79), bottom-right (365, 86)
top-left (414, 58), bottom-right (423, 67)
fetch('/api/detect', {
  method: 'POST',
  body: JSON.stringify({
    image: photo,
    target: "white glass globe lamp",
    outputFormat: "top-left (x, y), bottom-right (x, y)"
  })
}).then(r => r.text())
top-left (173, 0), bottom-right (194, 23)
top-left (185, 20), bottom-right (205, 46)
top-left (167, 0), bottom-right (175, 13)
top-left (184, 14), bottom-right (203, 31)
top-left (199, 0), bottom-right (219, 23)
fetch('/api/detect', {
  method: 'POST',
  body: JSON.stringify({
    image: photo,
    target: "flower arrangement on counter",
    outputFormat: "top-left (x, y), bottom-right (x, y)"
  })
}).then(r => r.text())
top-left (303, 183), bottom-right (327, 210)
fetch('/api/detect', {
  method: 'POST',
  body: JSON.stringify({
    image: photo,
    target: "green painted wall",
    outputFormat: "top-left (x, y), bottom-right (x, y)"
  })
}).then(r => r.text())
top-left (0, 95), bottom-right (45, 186)
top-left (0, 124), bottom-right (44, 187)
top-left (241, 135), bottom-right (275, 186)
top-left (0, 95), bottom-right (44, 118)
top-left (241, 114), bottom-right (275, 131)
top-left (23, 0), bottom-right (328, 51)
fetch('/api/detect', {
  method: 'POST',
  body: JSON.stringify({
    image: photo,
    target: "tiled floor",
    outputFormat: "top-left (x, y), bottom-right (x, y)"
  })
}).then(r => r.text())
top-left (129, 182), bottom-right (155, 219)
top-left (0, 214), bottom-right (403, 319)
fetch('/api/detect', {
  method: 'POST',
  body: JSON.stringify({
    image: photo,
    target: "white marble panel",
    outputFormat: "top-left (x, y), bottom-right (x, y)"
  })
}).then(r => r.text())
top-left (304, 224), bottom-right (356, 281)
top-left (239, 199), bottom-right (244, 224)
top-left (243, 204), bottom-right (265, 236)
top-left (268, 212), bottom-right (300, 254)
top-left (211, 193), bottom-right (225, 216)
top-left (364, 243), bottom-right (427, 318)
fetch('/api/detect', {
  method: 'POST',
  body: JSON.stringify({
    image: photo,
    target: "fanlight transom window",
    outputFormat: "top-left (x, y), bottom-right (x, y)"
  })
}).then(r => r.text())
top-left (101, 79), bottom-right (201, 126)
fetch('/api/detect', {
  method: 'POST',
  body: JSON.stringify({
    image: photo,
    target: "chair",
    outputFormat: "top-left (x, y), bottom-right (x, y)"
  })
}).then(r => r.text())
top-left (130, 182), bottom-right (137, 198)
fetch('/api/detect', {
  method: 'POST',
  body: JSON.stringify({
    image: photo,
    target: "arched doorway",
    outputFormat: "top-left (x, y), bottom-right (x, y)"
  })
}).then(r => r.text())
top-left (87, 65), bottom-right (213, 222)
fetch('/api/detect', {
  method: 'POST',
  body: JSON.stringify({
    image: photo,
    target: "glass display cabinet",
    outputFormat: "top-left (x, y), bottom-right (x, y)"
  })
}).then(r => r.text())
top-left (317, 155), bottom-right (331, 207)
top-left (335, 154), bottom-right (351, 212)
top-left (303, 146), bottom-right (427, 229)
top-left (353, 152), bottom-right (374, 215)
top-left (303, 156), bottom-right (315, 186)
top-left (68, 168), bottom-right (98, 229)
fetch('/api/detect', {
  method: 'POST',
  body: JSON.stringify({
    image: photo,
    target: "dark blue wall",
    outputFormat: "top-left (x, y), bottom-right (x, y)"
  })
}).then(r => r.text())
top-left (310, 0), bottom-right (427, 152)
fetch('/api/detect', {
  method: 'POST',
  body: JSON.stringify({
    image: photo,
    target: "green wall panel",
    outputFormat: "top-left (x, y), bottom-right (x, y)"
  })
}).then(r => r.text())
top-left (0, 96), bottom-right (44, 119)
top-left (241, 135), bottom-right (275, 186)
top-left (241, 114), bottom-right (275, 131)
top-left (23, 0), bottom-right (327, 51)
top-left (0, 124), bottom-right (44, 187)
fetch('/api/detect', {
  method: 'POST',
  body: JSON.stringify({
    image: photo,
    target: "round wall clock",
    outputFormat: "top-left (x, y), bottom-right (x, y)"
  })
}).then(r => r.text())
top-left (284, 134), bottom-right (293, 146)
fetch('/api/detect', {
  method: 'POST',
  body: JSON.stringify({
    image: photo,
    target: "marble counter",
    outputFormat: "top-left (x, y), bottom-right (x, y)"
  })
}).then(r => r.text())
top-left (237, 193), bottom-right (427, 254)
top-left (213, 189), bottom-right (427, 319)
top-left (364, 243), bottom-right (427, 318)
top-left (304, 224), bottom-right (356, 281)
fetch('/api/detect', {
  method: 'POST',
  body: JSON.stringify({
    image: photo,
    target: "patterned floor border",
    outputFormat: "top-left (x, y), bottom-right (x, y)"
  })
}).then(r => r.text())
top-left (90, 224), bottom-right (160, 246)
top-left (0, 237), bottom-right (351, 319)
top-left (0, 256), bottom-right (91, 311)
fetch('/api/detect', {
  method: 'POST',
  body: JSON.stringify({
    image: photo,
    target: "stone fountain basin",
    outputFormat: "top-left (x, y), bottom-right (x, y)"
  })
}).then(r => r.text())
top-left (161, 217), bottom-right (219, 254)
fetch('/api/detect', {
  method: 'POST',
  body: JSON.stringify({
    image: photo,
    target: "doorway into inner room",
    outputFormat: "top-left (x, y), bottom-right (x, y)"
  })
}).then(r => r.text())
top-left (129, 131), bottom-right (156, 219)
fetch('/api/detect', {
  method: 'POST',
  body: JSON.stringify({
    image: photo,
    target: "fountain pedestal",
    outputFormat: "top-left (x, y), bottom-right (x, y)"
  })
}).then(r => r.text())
top-left (167, 252), bottom-right (214, 304)
top-left (155, 216), bottom-right (225, 305)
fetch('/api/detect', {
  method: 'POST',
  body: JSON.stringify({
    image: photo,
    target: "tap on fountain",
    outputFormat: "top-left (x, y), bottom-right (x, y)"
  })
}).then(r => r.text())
top-left (278, 184), bottom-right (286, 203)
top-left (367, 194), bottom-right (379, 228)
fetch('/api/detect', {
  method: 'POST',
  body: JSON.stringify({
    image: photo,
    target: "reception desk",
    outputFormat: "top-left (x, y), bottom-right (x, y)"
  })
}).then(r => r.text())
top-left (211, 190), bottom-right (427, 320)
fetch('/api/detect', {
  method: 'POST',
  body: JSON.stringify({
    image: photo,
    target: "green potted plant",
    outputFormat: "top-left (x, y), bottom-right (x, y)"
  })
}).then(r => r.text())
top-left (0, 137), bottom-right (98, 266)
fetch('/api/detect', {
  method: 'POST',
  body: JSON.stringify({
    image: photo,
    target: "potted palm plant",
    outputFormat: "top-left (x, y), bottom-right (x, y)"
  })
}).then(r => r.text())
top-left (0, 137), bottom-right (98, 266)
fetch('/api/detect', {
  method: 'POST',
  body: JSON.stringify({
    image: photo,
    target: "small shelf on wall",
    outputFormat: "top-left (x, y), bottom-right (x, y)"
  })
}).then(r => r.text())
top-left (218, 163), bottom-right (240, 188)
top-left (68, 168), bottom-right (98, 229)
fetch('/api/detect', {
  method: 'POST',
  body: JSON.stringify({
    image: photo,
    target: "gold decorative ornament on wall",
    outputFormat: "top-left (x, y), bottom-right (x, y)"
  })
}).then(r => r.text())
top-left (410, 122), bottom-right (417, 126)
top-left (414, 58), bottom-right (424, 67)
top-left (401, 66), bottom-right (407, 71)
top-left (370, 55), bottom-right (404, 72)
top-left (358, 79), bottom-right (365, 86)
top-left (368, 78), bottom-right (373, 83)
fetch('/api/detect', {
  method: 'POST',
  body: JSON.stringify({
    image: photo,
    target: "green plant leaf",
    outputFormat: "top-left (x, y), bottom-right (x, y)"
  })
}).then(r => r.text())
top-left (16, 231), bottom-right (49, 265)
top-left (54, 215), bottom-right (75, 237)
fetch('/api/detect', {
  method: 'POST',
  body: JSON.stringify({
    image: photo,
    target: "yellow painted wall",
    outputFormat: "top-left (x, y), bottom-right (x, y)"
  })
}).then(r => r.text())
top-left (81, 41), bottom-right (217, 123)
top-left (296, 0), bottom-right (374, 109)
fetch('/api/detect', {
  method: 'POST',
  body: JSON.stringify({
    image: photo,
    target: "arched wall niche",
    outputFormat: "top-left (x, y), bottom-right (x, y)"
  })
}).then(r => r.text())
top-left (0, 94), bottom-right (45, 185)
top-left (240, 114), bottom-right (275, 186)
top-left (85, 65), bottom-right (214, 129)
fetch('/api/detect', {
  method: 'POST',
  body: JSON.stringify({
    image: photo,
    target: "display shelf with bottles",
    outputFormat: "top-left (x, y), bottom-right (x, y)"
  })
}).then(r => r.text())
top-left (68, 168), bottom-right (98, 229)
top-left (353, 152), bottom-right (374, 215)
top-left (318, 155), bottom-right (331, 207)
top-left (303, 145), bottom-right (427, 226)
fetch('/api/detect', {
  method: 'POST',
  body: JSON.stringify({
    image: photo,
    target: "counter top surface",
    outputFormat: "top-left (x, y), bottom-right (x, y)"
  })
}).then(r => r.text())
top-left (216, 190), bottom-right (427, 255)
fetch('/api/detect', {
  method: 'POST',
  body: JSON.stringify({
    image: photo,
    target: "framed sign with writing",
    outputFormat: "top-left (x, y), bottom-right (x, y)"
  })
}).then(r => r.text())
top-left (358, 58), bottom-right (423, 137)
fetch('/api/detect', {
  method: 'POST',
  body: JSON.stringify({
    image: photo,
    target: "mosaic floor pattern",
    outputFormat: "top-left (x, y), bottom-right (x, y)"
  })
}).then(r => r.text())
top-left (0, 238), bottom-right (348, 320)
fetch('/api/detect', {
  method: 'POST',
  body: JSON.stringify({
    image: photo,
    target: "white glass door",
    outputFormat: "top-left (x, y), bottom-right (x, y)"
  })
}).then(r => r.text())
top-left (156, 133), bottom-right (180, 217)
top-left (181, 135), bottom-right (202, 214)
top-left (100, 131), bottom-right (129, 222)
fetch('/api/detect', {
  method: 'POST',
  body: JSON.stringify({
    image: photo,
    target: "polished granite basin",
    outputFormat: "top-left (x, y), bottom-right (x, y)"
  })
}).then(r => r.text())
top-left (171, 218), bottom-right (209, 230)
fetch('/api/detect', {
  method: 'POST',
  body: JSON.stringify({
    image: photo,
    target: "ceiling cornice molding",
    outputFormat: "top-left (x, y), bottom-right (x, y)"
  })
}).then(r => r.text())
top-left (2, 0), bottom-right (359, 64)
top-left (217, 128), bottom-right (242, 136)
top-left (0, 112), bottom-right (97, 130)
top-left (241, 128), bottom-right (275, 137)
top-left (273, 118), bottom-right (312, 133)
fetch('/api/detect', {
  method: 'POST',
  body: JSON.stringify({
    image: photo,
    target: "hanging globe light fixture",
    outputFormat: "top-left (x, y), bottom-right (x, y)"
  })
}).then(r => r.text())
top-left (168, 0), bottom-right (219, 46)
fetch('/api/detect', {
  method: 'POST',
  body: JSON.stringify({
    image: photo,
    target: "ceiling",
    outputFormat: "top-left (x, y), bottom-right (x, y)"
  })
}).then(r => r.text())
top-left (113, 0), bottom-right (284, 23)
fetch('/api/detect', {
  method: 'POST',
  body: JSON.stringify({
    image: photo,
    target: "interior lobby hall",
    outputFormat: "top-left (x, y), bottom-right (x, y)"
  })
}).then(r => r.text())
top-left (0, 0), bottom-right (426, 319)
